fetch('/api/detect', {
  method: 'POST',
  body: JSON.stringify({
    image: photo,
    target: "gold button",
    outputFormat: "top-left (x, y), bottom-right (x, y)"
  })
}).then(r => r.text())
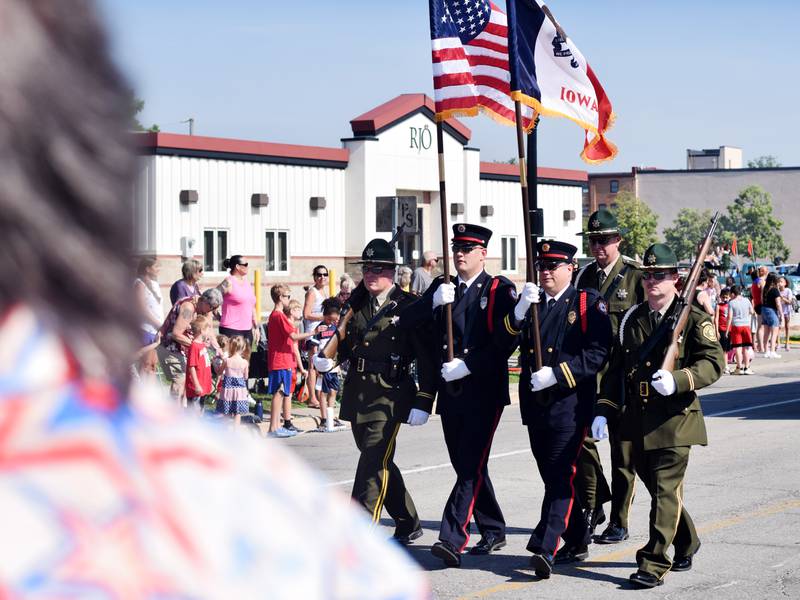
top-left (547, 347), bottom-right (553, 353)
top-left (364, 341), bottom-right (370, 346)
top-left (391, 336), bottom-right (395, 340)
top-left (464, 349), bottom-right (469, 354)
top-left (645, 361), bottom-right (651, 367)
top-left (529, 349), bottom-right (534, 354)
top-left (643, 398), bottom-right (648, 404)
top-left (361, 375), bottom-right (366, 381)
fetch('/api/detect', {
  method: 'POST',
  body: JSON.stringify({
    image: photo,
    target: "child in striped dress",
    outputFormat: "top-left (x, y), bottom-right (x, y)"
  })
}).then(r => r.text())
top-left (220, 336), bottom-right (250, 428)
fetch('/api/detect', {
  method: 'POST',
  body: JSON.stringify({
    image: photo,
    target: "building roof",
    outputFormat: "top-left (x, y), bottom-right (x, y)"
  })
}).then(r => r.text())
top-left (349, 93), bottom-right (472, 144)
top-left (479, 161), bottom-right (588, 185)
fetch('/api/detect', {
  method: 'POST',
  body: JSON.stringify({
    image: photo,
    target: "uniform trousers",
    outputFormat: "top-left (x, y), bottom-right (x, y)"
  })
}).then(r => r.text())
top-left (526, 424), bottom-right (589, 557)
top-left (439, 407), bottom-right (505, 553)
top-left (632, 444), bottom-right (700, 579)
top-left (351, 419), bottom-right (419, 534)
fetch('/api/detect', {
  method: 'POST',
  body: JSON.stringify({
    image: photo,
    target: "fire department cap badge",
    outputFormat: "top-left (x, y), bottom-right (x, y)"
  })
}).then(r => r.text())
top-left (457, 224), bottom-right (466, 233)
top-left (542, 243), bottom-right (550, 252)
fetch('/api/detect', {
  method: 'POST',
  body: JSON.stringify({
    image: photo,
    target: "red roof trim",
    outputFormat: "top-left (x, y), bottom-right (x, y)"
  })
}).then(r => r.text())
top-left (350, 93), bottom-right (471, 141)
top-left (135, 132), bottom-right (349, 163)
top-left (479, 161), bottom-right (588, 182)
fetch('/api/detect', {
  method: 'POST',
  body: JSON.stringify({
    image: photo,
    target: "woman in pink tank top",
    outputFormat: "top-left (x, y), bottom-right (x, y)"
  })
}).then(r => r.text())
top-left (218, 255), bottom-right (259, 344)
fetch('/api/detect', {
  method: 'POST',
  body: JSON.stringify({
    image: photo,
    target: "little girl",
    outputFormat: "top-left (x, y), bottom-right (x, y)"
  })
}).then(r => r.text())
top-left (219, 335), bottom-right (250, 428)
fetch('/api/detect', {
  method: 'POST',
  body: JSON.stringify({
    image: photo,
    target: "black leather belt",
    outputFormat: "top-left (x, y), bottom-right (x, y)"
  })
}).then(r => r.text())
top-left (354, 357), bottom-right (409, 376)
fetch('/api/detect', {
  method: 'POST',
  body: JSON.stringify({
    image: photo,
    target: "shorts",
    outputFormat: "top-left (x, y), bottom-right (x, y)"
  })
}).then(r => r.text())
top-left (729, 325), bottom-right (753, 348)
top-left (268, 369), bottom-right (292, 395)
top-left (316, 371), bottom-right (340, 394)
top-left (187, 396), bottom-right (205, 409)
top-left (761, 307), bottom-right (779, 327)
top-left (156, 344), bottom-right (186, 383)
top-left (219, 326), bottom-right (254, 345)
top-left (718, 330), bottom-right (731, 352)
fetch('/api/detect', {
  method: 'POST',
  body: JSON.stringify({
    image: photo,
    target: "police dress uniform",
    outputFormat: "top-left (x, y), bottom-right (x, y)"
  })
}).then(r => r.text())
top-left (573, 208), bottom-right (645, 539)
top-left (501, 240), bottom-right (613, 565)
top-left (401, 224), bottom-right (518, 560)
top-left (595, 244), bottom-right (725, 584)
top-left (335, 240), bottom-right (438, 539)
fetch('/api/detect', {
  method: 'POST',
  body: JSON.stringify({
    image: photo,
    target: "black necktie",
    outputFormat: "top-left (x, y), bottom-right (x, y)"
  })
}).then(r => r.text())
top-left (370, 296), bottom-right (380, 317)
top-left (598, 270), bottom-right (607, 288)
top-left (457, 282), bottom-right (467, 301)
top-left (650, 310), bottom-right (661, 330)
top-left (547, 298), bottom-right (556, 313)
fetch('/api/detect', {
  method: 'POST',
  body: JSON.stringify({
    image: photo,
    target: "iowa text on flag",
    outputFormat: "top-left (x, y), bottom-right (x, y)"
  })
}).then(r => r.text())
top-left (429, 0), bottom-right (534, 128)
top-left (506, 0), bottom-right (617, 164)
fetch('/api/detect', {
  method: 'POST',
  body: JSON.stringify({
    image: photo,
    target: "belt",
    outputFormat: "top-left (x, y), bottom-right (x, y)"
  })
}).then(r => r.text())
top-left (354, 357), bottom-right (409, 376)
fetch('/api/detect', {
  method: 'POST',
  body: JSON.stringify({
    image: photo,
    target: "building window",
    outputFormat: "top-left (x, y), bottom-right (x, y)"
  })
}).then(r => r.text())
top-left (265, 230), bottom-right (289, 273)
top-left (609, 179), bottom-right (619, 193)
top-left (203, 229), bottom-right (228, 273)
top-left (501, 236), bottom-right (517, 273)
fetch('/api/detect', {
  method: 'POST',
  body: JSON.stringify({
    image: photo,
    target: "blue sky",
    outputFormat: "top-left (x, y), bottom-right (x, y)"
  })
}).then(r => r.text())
top-left (96, 0), bottom-right (799, 171)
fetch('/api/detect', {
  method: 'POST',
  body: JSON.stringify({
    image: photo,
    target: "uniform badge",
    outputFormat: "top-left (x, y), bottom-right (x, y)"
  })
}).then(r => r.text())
top-left (701, 321), bottom-right (717, 341)
top-left (366, 248), bottom-right (374, 257)
top-left (567, 310), bottom-right (577, 324)
top-left (390, 315), bottom-right (400, 326)
top-left (457, 224), bottom-right (466, 233)
top-left (480, 296), bottom-right (488, 309)
top-left (597, 300), bottom-right (608, 314)
top-left (616, 288), bottom-right (628, 300)
top-left (542, 243), bottom-right (550, 252)
top-left (647, 253), bottom-right (657, 265)
top-left (591, 219), bottom-right (600, 228)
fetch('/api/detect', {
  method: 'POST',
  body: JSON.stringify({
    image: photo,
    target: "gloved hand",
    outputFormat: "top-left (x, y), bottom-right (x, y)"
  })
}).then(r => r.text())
top-left (441, 358), bottom-right (471, 382)
top-left (530, 366), bottom-right (557, 391)
top-left (591, 415), bottom-right (608, 440)
top-left (513, 282), bottom-right (540, 322)
top-left (346, 281), bottom-right (369, 313)
top-left (407, 408), bottom-right (430, 426)
top-left (313, 355), bottom-right (335, 373)
top-left (651, 369), bottom-right (676, 396)
top-left (432, 283), bottom-right (456, 309)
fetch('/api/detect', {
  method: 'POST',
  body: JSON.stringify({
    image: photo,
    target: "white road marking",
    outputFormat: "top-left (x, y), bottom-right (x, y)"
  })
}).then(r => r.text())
top-left (706, 397), bottom-right (800, 417)
top-left (710, 580), bottom-right (740, 590)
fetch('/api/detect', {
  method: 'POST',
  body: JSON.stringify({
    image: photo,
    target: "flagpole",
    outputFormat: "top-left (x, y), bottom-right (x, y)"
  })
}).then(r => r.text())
top-left (436, 122), bottom-right (455, 362)
top-left (514, 101), bottom-right (543, 370)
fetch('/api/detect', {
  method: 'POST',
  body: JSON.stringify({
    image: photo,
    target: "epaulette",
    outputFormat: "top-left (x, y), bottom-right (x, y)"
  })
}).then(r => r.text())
top-left (575, 262), bottom-right (592, 287)
top-left (618, 302), bottom-right (642, 345)
top-left (621, 255), bottom-right (643, 268)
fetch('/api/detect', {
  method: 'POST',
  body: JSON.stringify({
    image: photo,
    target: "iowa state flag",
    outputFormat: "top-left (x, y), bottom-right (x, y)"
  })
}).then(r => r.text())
top-left (506, 0), bottom-right (617, 164)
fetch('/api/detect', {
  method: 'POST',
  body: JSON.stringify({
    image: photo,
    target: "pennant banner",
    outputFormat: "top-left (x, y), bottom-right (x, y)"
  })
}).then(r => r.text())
top-left (506, 0), bottom-right (617, 164)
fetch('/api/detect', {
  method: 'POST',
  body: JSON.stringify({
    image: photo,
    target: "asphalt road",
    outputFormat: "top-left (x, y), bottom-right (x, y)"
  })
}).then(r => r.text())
top-left (283, 351), bottom-right (800, 599)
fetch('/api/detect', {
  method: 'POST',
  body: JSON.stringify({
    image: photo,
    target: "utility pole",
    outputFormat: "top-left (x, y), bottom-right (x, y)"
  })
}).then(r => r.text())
top-left (181, 118), bottom-right (195, 135)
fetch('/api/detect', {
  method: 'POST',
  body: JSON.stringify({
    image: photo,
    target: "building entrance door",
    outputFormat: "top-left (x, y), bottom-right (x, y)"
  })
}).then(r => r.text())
top-left (399, 207), bottom-right (424, 267)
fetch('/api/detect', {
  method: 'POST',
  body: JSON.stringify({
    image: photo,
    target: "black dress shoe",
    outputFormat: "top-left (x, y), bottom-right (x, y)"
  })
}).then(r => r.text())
top-left (431, 541), bottom-right (461, 567)
top-left (392, 526), bottom-right (423, 546)
top-left (529, 552), bottom-right (553, 579)
top-left (554, 544), bottom-right (589, 564)
top-left (469, 534), bottom-right (507, 555)
top-left (672, 541), bottom-right (700, 572)
top-left (584, 506), bottom-right (606, 535)
top-left (595, 523), bottom-right (629, 544)
top-left (629, 571), bottom-right (663, 588)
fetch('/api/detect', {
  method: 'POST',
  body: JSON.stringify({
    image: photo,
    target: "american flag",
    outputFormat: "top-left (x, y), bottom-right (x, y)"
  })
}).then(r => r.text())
top-left (429, 0), bottom-right (535, 128)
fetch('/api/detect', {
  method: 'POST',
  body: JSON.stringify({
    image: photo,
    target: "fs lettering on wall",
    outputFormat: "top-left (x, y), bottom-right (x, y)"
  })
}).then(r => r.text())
top-left (409, 125), bottom-right (432, 153)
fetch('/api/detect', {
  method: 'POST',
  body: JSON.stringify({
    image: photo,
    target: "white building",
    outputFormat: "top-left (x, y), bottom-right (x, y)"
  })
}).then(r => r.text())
top-left (133, 94), bottom-right (587, 303)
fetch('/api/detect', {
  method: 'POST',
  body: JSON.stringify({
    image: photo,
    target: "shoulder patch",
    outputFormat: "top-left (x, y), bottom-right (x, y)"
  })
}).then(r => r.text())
top-left (509, 287), bottom-right (518, 300)
top-left (597, 299), bottom-right (608, 314)
top-left (701, 321), bottom-right (718, 342)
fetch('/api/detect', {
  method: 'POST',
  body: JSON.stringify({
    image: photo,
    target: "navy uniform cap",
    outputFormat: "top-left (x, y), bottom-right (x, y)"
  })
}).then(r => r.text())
top-left (537, 239), bottom-right (578, 262)
top-left (452, 223), bottom-right (492, 247)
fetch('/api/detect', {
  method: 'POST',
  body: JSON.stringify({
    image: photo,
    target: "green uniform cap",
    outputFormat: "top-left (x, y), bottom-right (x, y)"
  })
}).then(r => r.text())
top-left (578, 208), bottom-right (621, 236)
top-left (641, 243), bottom-right (678, 270)
top-left (351, 238), bottom-right (399, 266)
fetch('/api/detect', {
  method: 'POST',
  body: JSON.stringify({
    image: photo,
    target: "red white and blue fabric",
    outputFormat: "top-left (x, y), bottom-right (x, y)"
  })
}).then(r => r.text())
top-left (0, 306), bottom-right (429, 599)
top-left (429, 0), bottom-right (535, 128)
top-left (506, 0), bottom-right (617, 163)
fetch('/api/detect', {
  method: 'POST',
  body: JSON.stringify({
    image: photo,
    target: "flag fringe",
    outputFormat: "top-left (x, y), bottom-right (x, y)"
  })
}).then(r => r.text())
top-left (435, 104), bottom-right (534, 129)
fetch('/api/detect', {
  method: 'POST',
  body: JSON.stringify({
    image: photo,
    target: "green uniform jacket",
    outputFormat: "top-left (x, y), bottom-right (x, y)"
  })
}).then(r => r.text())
top-left (574, 255), bottom-right (644, 339)
top-left (597, 300), bottom-right (725, 450)
top-left (337, 286), bottom-right (438, 425)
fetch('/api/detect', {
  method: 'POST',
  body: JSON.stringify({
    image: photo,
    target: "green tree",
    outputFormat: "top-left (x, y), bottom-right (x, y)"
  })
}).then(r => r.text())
top-left (664, 208), bottom-right (715, 261)
top-left (610, 192), bottom-right (658, 259)
top-left (719, 185), bottom-right (789, 262)
top-left (127, 94), bottom-right (159, 132)
top-left (747, 155), bottom-right (781, 168)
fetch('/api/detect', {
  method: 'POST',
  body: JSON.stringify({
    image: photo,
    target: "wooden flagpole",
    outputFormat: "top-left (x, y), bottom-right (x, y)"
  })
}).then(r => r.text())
top-left (436, 122), bottom-right (455, 362)
top-left (514, 102), bottom-right (543, 370)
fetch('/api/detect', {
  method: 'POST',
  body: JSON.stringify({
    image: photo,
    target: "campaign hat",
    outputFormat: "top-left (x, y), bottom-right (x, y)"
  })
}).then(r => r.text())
top-left (641, 243), bottom-right (678, 270)
top-left (578, 208), bottom-right (621, 236)
top-left (351, 238), bottom-right (399, 266)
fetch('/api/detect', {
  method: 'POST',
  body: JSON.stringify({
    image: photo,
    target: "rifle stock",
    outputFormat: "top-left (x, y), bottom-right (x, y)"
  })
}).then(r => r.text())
top-left (660, 212), bottom-right (720, 371)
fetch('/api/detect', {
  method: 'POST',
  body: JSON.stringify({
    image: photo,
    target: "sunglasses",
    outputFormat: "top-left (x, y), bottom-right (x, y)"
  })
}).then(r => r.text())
top-left (281, 294), bottom-right (291, 299)
top-left (642, 271), bottom-right (675, 281)
top-left (451, 244), bottom-right (480, 254)
top-left (363, 265), bottom-right (392, 275)
top-left (535, 261), bottom-right (567, 272)
top-left (588, 235), bottom-right (617, 246)
top-left (237, 262), bottom-right (249, 267)
top-left (314, 272), bottom-right (329, 278)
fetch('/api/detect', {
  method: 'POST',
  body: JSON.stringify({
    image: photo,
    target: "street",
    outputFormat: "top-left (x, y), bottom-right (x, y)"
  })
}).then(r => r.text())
top-left (285, 351), bottom-right (800, 599)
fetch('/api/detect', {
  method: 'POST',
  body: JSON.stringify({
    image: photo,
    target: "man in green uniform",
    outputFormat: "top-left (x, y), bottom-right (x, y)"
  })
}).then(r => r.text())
top-left (592, 243), bottom-right (725, 588)
top-left (574, 209), bottom-right (644, 543)
top-left (314, 239), bottom-right (438, 544)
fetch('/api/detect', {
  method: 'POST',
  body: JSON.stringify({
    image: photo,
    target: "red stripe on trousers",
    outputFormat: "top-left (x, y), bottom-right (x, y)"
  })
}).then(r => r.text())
top-left (552, 426), bottom-right (588, 558)
top-left (458, 408), bottom-right (503, 553)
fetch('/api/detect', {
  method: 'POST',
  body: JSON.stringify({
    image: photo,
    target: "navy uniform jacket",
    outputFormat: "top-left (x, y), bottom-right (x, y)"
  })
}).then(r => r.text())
top-left (400, 270), bottom-right (519, 415)
top-left (501, 285), bottom-right (613, 429)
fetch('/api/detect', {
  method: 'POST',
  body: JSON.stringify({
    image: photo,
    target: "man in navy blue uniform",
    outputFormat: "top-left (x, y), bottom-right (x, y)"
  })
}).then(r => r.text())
top-left (400, 223), bottom-right (518, 567)
top-left (501, 240), bottom-right (612, 579)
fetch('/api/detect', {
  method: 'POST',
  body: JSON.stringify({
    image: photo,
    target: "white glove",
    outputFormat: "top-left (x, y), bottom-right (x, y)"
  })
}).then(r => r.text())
top-left (407, 408), bottom-right (430, 426)
top-left (441, 358), bottom-right (471, 382)
top-left (591, 416), bottom-right (608, 440)
top-left (432, 283), bottom-right (456, 309)
top-left (313, 356), bottom-right (335, 373)
top-left (513, 282), bottom-right (540, 322)
top-left (530, 366), bottom-right (557, 391)
top-left (651, 369), bottom-right (676, 396)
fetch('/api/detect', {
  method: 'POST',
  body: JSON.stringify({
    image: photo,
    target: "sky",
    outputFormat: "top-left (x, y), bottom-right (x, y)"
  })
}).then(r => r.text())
top-left (96, 0), bottom-right (800, 172)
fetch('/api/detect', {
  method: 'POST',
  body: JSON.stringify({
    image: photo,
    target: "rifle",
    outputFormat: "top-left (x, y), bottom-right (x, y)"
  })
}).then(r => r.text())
top-left (660, 212), bottom-right (720, 371)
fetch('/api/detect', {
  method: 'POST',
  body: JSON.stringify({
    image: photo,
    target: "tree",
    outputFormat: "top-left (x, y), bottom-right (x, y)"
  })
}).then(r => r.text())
top-left (663, 208), bottom-right (715, 261)
top-left (719, 185), bottom-right (789, 262)
top-left (610, 192), bottom-right (658, 259)
top-left (127, 94), bottom-right (159, 132)
top-left (747, 155), bottom-right (781, 168)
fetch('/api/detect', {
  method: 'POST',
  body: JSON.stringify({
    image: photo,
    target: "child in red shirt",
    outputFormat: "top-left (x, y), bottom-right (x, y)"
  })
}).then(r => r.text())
top-left (186, 316), bottom-right (213, 411)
